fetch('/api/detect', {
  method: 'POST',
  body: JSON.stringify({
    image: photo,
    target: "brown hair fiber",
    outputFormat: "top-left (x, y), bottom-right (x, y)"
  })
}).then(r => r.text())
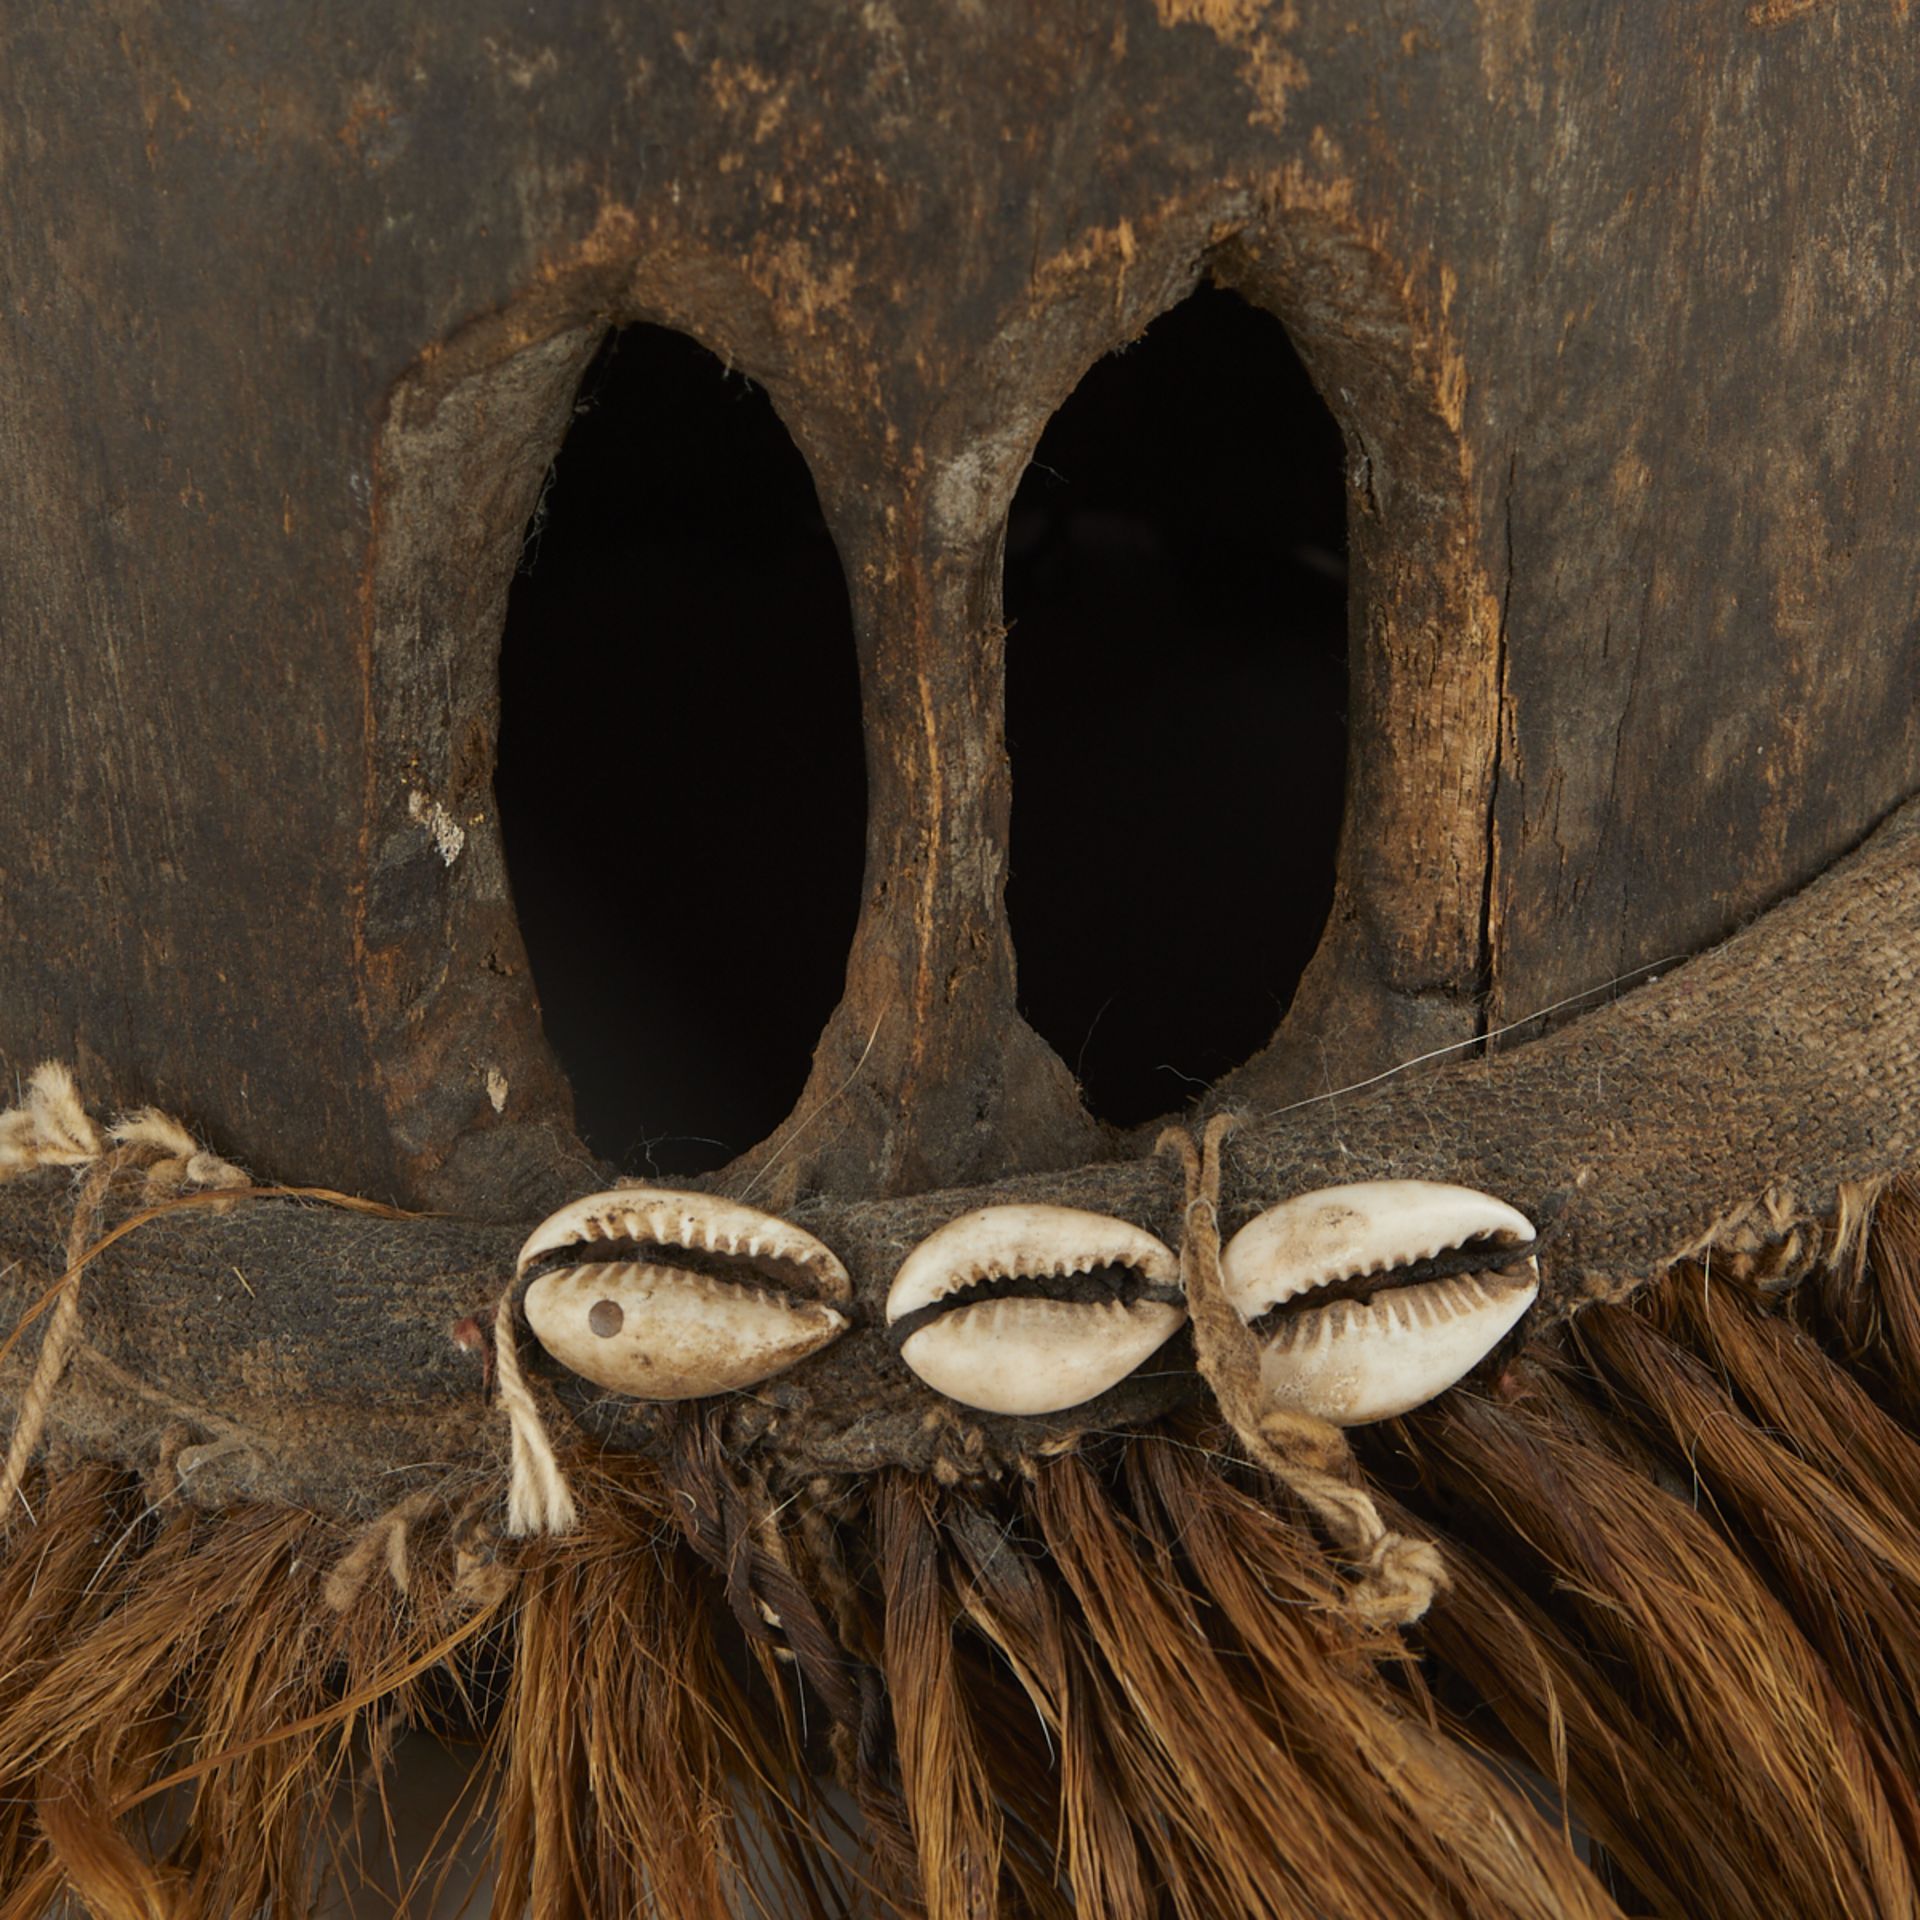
top-left (7, 1178), bottom-right (1920, 1916)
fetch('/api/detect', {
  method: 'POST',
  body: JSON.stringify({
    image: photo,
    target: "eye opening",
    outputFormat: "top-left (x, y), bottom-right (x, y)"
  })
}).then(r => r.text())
top-left (492, 323), bottom-right (866, 1176)
top-left (1004, 281), bottom-right (1348, 1128)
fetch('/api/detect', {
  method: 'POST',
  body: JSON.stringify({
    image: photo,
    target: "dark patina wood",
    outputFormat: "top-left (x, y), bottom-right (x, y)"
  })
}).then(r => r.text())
top-left (4, 791), bottom-right (1915, 1518)
top-left (1, 2), bottom-right (1914, 1223)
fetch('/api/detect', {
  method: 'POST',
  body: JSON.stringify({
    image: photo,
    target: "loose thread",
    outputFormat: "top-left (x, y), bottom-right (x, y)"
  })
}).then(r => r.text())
top-left (1157, 1114), bottom-right (1446, 1628)
top-left (108, 1108), bottom-right (249, 1208)
top-left (0, 1063), bottom-right (103, 1175)
top-left (0, 1066), bottom-right (251, 1523)
top-left (493, 1290), bottom-right (577, 1537)
top-left (321, 1488), bottom-right (439, 1611)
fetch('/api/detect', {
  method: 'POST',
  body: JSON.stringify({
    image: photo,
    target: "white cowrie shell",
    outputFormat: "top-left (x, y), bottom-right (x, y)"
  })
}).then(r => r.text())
top-left (516, 1188), bottom-right (851, 1400)
top-left (1220, 1180), bottom-right (1538, 1426)
top-left (887, 1203), bottom-right (1184, 1416)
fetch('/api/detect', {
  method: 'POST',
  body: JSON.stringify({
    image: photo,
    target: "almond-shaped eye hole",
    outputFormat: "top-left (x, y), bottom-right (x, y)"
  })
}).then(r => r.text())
top-left (1005, 285), bottom-right (1347, 1127)
top-left (517, 1187), bottom-right (851, 1400)
top-left (494, 323), bottom-right (864, 1177)
top-left (886, 1203), bottom-right (1184, 1416)
top-left (1219, 1180), bottom-right (1539, 1426)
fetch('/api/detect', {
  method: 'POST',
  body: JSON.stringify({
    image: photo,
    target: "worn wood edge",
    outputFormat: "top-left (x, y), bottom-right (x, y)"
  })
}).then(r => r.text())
top-left (3, 790), bottom-right (1915, 1517)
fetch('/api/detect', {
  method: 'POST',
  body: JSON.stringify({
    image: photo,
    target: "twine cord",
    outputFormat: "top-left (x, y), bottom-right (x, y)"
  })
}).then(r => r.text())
top-left (0, 1152), bottom-right (129, 1520)
top-left (0, 1067), bottom-right (249, 1528)
top-left (4, 1061), bottom-right (576, 1541)
top-left (0, 1065), bottom-right (249, 1523)
top-left (1158, 1113), bottom-right (1447, 1628)
top-left (493, 1290), bottom-right (577, 1537)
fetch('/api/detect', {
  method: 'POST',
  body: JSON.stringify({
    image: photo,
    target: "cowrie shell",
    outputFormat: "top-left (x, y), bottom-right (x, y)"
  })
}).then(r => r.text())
top-left (887, 1203), bottom-right (1183, 1416)
top-left (1220, 1180), bottom-right (1538, 1425)
top-left (516, 1188), bottom-right (851, 1400)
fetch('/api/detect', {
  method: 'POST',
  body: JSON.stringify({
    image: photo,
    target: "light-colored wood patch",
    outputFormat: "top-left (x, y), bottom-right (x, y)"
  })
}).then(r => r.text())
top-left (1152, 0), bottom-right (1305, 132)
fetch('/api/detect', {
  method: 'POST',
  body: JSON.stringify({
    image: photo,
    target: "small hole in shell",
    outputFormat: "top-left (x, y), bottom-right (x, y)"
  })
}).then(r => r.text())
top-left (588, 1298), bottom-right (625, 1338)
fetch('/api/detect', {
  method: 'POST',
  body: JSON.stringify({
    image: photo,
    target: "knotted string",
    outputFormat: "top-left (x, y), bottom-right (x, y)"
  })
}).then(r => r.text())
top-left (0, 1065), bottom-right (248, 1521)
top-left (494, 1289), bottom-right (577, 1536)
top-left (1158, 1114), bottom-right (1446, 1627)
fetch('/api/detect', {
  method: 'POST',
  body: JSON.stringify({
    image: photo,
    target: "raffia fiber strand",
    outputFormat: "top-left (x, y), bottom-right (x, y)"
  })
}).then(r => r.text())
top-left (1384, 1346), bottom-right (1920, 1915)
top-left (1114, 1436), bottom-right (1616, 1920)
top-left (941, 1497), bottom-right (1153, 1920)
top-left (876, 1476), bottom-right (1005, 1920)
top-left (0, 1475), bottom-right (510, 1919)
top-left (489, 1450), bottom-right (850, 1919)
top-left (1809, 1173), bottom-right (1920, 1418)
top-left (1409, 1528), bottom-right (1764, 1910)
top-left (0, 1418), bottom-right (1606, 1915)
top-left (655, 1413), bottom-right (938, 1905)
top-left (6, 1178), bottom-right (1920, 1911)
top-left (1033, 1444), bottom-right (1612, 1919)
top-left (1571, 1292), bottom-right (1920, 1796)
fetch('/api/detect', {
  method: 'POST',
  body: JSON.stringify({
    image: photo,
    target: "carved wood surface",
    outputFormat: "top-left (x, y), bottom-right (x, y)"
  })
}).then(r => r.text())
top-left (5, 791), bottom-right (1913, 1519)
top-left (1, 2), bottom-right (1915, 1219)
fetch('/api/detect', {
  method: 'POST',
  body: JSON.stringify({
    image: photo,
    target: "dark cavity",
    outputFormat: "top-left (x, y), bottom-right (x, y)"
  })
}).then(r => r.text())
top-left (1005, 282), bottom-right (1348, 1128)
top-left (496, 324), bottom-right (864, 1176)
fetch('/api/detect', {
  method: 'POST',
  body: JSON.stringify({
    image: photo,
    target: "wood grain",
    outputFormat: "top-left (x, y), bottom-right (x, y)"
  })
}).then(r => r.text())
top-left (4, 788), bottom-right (1912, 1518)
top-left (0, 2), bottom-right (1913, 1213)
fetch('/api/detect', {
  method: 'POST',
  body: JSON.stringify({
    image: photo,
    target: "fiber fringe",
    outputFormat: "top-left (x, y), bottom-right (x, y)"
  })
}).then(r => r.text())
top-left (6, 1178), bottom-right (1920, 1916)
top-left (1375, 1172), bottom-right (1920, 1919)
